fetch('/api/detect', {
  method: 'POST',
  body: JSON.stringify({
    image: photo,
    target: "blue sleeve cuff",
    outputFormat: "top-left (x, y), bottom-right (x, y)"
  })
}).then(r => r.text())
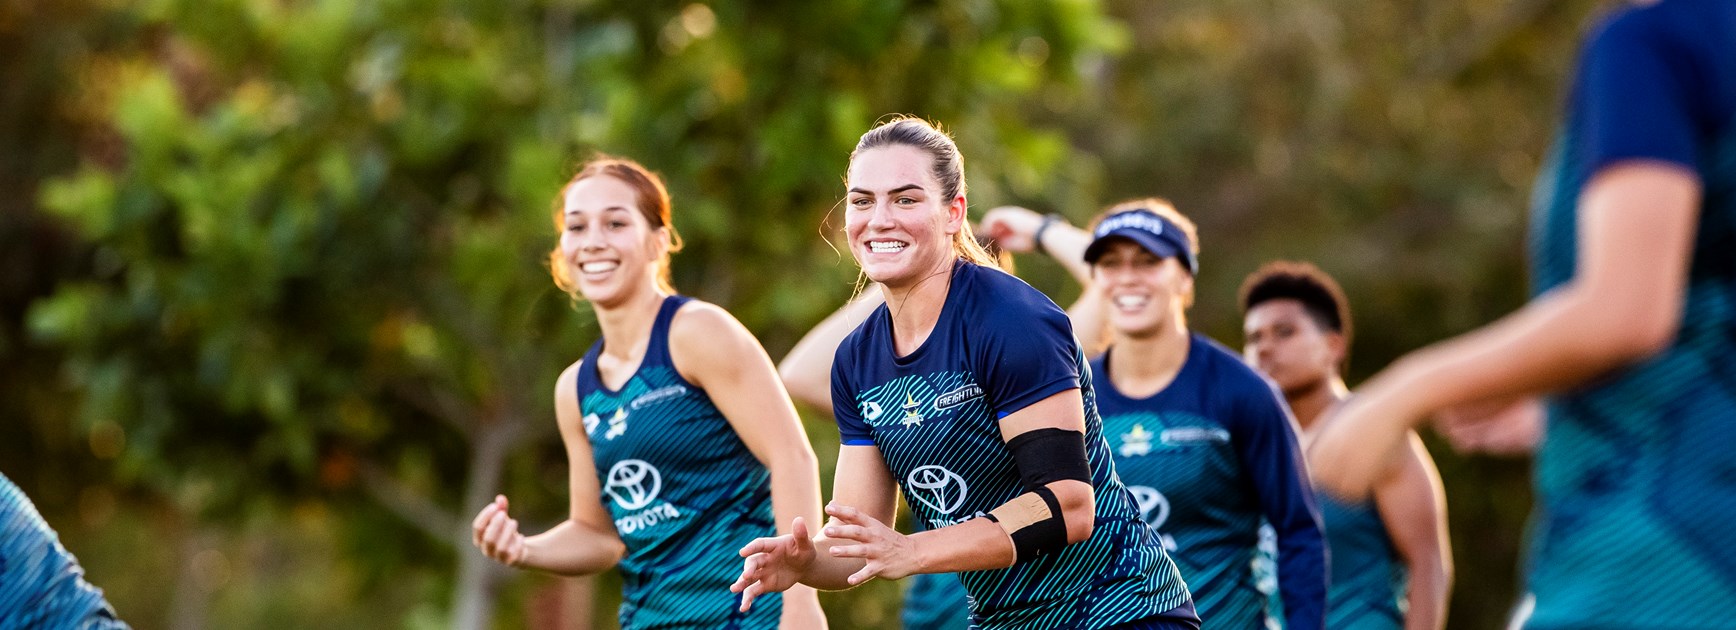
top-left (994, 378), bottom-right (1078, 420)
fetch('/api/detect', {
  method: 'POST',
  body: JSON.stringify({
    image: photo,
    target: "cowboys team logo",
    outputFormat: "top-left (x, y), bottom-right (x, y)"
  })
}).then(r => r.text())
top-left (901, 393), bottom-right (925, 428)
top-left (1119, 424), bottom-right (1154, 457)
top-left (907, 465), bottom-right (968, 515)
top-left (604, 459), bottom-right (662, 510)
top-left (604, 408), bottom-right (628, 440)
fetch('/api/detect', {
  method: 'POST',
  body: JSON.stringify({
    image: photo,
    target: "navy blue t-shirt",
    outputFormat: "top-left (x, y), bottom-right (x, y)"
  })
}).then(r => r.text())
top-left (1092, 334), bottom-right (1326, 630)
top-left (832, 261), bottom-right (1196, 630)
top-left (1525, 1), bottom-right (1736, 627)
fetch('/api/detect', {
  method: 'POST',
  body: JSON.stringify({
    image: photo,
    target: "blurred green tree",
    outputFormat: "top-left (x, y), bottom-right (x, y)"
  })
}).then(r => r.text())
top-left (23, 0), bottom-right (1124, 626)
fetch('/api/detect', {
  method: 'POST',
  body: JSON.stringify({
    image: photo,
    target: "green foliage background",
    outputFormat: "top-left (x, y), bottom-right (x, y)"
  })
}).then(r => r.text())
top-left (0, 0), bottom-right (1601, 627)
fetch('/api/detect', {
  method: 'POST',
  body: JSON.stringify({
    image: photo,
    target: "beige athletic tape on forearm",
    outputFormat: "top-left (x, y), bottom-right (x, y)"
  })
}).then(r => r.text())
top-left (989, 492), bottom-right (1054, 535)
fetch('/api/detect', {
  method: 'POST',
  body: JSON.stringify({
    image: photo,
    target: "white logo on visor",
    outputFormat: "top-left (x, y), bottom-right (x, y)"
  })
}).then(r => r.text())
top-left (604, 459), bottom-right (662, 510)
top-left (907, 465), bottom-right (969, 515)
top-left (1096, 212), bottom-right (1166, 238)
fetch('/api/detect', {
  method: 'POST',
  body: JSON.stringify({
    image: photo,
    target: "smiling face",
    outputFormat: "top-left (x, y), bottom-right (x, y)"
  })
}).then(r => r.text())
top-left (1242, 298), bottom-right (1344, 396)
top-left (558, 175), bottom-right (667, 308)
top-left (1092, 239), bottom-right (1193, 339)
top-left (844, 145), bottom-right (965, 288)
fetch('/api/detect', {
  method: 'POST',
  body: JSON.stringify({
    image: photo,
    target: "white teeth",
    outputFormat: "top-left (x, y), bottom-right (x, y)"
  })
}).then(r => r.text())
top-left (580, 261), bottom-right (619, 274)
top-left (869, 241), bottom-right (907, 254)
top-left (1113, 295), bottom-right (1150, 309)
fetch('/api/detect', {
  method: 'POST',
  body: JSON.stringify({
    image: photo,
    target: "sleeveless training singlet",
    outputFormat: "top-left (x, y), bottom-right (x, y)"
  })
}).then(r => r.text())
top-left (577, 295), bottom-right (780, 629)
top-left (1317, 495), bottom-right (1404, 630)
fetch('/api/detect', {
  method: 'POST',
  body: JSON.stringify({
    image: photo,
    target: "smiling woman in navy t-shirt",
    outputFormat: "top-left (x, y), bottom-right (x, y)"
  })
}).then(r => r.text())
top-left (733, 117), bottom-right (1198, 630)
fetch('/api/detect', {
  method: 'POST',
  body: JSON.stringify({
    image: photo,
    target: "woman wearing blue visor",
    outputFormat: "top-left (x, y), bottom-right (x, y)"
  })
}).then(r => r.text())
top-left (983, 201), bottom-right (1327, 630)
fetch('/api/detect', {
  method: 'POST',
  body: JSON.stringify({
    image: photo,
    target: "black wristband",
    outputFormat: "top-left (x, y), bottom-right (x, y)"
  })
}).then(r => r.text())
top-left (1033, 213), bottom-right (1064, 256)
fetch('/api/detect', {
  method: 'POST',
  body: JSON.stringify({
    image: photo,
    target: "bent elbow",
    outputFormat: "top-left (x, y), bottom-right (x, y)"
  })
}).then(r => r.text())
top-left (1056, 481), bottom-right (1095, 544)
top-left (1069, 517), bottom-right (1094, 544)
top-left (776, 360), bottom-right (804, 390)
top-left (596, 537), bottom-right (627, 572)
top-left (774, 445), bottom-right (820, 478)
top-left (1623, 313), bottom-right (1679, 360)
top-left (778, 366), bottom-right (829, 411)
top-left (1579, 287), bottom-right (1681, 365)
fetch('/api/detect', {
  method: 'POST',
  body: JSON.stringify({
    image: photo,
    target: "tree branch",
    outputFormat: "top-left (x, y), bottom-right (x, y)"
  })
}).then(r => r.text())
top-left (357, 460), bottom-right (460, 546)
top-left (388, 380), bottom-right (476, 438)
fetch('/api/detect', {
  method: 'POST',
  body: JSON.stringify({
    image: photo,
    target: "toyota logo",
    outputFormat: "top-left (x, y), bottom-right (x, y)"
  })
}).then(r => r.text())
top-left (906, 465), bottom-right (969, 515)
top-left (1127, 486), bottom-right (1170, 529)
top-left (605, 459), bottom-right (662, 510)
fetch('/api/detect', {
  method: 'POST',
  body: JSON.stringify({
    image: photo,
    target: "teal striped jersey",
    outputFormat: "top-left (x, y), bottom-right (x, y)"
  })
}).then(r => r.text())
top-left (0, 472), bottom-right (127, 630)
top-left (577, 296), bottom-right (779, 629)
top-left (1317, 496), bottom-right (1404, 630)
top-left (1524, 1), bottom-right (1736, 627)
top-left (832, 262), bottom-right (1196, 630)
top-left (902, 571), bottom-right (970, 630)
top-left (1092, 335), bottom-right (1325, 630)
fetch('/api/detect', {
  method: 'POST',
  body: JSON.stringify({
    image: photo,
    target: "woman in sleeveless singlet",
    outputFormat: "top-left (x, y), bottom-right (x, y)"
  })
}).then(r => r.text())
top-left (470, 156), bottom-right (827, 629)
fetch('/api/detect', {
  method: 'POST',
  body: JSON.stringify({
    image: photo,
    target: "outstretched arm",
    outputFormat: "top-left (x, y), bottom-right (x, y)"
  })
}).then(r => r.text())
top-left (980, 207), bottom-right (1108, 353)
top-left (1312, 163), bottom-right (1700, 497)
top-left (779, 287), bottom-right (885, 412)
top-left (981, 206), bottom-right (1094, 284)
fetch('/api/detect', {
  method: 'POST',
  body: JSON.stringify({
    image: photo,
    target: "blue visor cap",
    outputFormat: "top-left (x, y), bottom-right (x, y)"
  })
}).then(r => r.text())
top-left (1082, 208), bottom-right (1198, 274)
